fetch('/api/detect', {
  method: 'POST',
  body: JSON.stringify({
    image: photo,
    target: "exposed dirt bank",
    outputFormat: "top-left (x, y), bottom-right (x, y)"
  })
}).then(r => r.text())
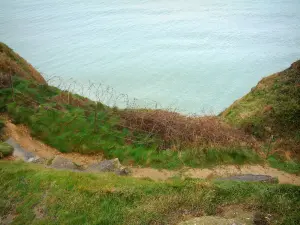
top-left (4, 120), bottom-right (103, 165)
top-left (3, 120), bottom-right (300, 185)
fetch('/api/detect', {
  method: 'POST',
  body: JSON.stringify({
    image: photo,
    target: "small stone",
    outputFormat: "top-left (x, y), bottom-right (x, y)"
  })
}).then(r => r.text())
top-left (28, 156), bottom-right (46, 164)
top-left (115, 167), bottom-right (131, 176)
top-left (87, 158), bottom-right (130, 175)
top-left (50, 156), bottom-right (78, 170)
top-left (5, 138), bottom-right (36, 161)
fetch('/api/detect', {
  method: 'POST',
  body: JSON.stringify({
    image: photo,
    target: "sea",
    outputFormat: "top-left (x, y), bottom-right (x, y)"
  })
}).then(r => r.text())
top-left (1, 0), bottom-right (300, 114)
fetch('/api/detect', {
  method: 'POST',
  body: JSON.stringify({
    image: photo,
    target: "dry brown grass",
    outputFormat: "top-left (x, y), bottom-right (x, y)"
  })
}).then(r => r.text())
top-left (51, 91), bottom-right (90, 108)
top-left (0, 42), bottom-right (46, 84)
top-left (0, 41), bottom-right (259, 155)
top-left (0, 72), bottom-right (11, 88)
top-left (120, 109), bottom-right (255, 150)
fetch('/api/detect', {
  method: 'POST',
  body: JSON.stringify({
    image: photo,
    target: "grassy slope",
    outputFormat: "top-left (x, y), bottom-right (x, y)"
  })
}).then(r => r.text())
top-left (221, 61), bottom-right (300, 159)
top-left (1, 76), bottom-right (260, 169)
top-left (1, 161), bottom-right (300, 225)
top-left (0, 43), bottom-right (46, 84)
top-left (0, 42), bottom-right (260, 169)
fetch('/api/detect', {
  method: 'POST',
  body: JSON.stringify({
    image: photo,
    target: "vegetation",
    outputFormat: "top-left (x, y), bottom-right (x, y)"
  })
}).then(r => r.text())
top-left (267, 156), bottom-right (300, 174)
top-left (0, 117), bottom-right (4, 138)
top-left (1, 161), bottom-right (300, 224)
top-left (0, 42), bottom-right (46, 84)
top-left (221, 61), bottom-right (300, 154)
top-left (0, 42), bottom-right (299, 171)
top-left (221, 60), bottom-right (300, 172)
top-left (0, 43), bottom-right (300, 224)
top-left (0, 75), bottom-right (261, 169)
top-left (0, 42), bottom-right (260, 169)
top-left (0, 142), bottom-right (13, 159)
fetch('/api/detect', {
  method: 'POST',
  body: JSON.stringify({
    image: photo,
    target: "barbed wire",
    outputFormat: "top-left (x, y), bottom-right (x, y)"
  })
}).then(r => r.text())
top-left (43, 74), bottom-right (215, 114)
top-left (2, 73), bottom-right (252, 151)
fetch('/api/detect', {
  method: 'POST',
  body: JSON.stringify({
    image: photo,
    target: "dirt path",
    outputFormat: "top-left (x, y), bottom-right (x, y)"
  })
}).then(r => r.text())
top-left (3, 120), bottom-right (300, 185)
top-left (4, 120), bottom-right (103, 165)
top-left (132, 165), bottom-right (300, 185)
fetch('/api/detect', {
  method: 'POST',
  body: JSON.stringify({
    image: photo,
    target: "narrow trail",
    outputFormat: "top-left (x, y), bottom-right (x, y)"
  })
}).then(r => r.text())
top-left (4, 120), bottom-right (104, 165)
top-left (3, 120), bottom-right (300, 185)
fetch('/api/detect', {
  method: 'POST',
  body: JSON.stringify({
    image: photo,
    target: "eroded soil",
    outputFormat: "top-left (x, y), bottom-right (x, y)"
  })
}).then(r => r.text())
top-left (3, 120), bottom-right (300, 185)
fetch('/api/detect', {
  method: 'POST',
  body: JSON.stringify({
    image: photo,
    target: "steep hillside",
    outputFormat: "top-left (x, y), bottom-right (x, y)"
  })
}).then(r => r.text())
top-left (0, 43), bottom-right (258, 169)
top-left (221, 61), bottom-right (300, 156)
top-left (0, 42), bottom-right (46, 84)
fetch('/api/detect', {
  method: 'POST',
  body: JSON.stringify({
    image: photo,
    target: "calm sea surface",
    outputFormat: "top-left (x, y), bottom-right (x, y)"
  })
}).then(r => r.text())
top-left (1, 0), bottom-right (300, 114)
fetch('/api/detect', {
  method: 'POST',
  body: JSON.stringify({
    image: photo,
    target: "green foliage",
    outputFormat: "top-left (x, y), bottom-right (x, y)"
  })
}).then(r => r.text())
top-left (268, 156), bottom-right (300, 175)
top-left (0, 42), bottom-right (46, 83)
top-left (0, 161), bottom-right (299, 224)
top-left (0, 119), bottom-right (4, 132)
top-left (110, 146), bottom-right (261, 169)
top-left (222, 62), bottom-right (300, 140)
top-left (1, 77), bottom-right (137, 154)
top-left (0, 142), bottom-right (13, 158)
top-left (180, 146), bottom-right (261, 169)
top-left (0, 77), bottom-right (262, 169)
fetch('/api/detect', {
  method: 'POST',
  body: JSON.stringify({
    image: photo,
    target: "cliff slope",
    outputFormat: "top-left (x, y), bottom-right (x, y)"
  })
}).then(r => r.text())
top-left (221, 61), bottom-right (300, 156)
top-left (0, 42), bottom-right (46, 84)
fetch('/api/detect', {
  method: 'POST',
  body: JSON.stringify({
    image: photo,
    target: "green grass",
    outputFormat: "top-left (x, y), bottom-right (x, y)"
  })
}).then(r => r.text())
top-left (1, 76), bottom-right (151, 153)
top-left (0, 142), bottom-right (13, 158)
top-left (0, 117), bottom-right (4, 139)
top-left (268, 155), bottom-right (300, 175)
top-left (0, 42), bottom-right (268, 170)
top-left (0, 42), bottom-right (46, 84)
top-left (111, 145), bottom-right (261, 169)
top-left (221, 62), bottom-right (300, 141)
top-left (0, 119), bottom-right (4, 131)
top-left (0, 76), bottom-right (261, 169)
top-left (0, 161), bottom-right (300, 224)
top-left (2, 43), bottom-right (298, 173)
top-left (221, 61), bottom-right (300, 169)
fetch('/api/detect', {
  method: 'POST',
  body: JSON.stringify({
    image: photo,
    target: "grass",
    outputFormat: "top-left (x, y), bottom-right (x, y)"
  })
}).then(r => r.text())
top-left (0, 75), bottom-right (261, 169)
top-left (222, 63), bottom-right (300, 139)
top-left (114, 146), bottom-right (261, 169)
top-left (0, 142), bottom-right (13, 158)
top-left (1, 161), bottom-right (300, 224)
top-left (268, 155), bottom-right (300, 175)
top-left (0, 42), bottom-right (46, 84)
top-left (221, 60), bottom-right (300, 158)
top-left (0, 117), bottom-right (4, 140)
top-left (0, 42), bottom-right (298, 172)
top-left (1, 76), bottom-right (148, 153)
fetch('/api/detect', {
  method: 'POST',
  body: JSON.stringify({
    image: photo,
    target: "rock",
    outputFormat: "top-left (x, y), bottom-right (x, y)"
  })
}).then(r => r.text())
top-left (5, 138), bottom-right (37, 161)
top-left (4, 138), bottom-right (46, 163)
top-left (87, 158), bottom-right (130, 175)
top-left (217, 174), bottom-right (277, 183)
top-left (0, 142), bottom-right (13, 158)
top-left (50, 156), bottom-right (78, 170)
top-left (115, 167), bottom-right (131, 176)
top-left (28, 156), bottom-right (45, 164)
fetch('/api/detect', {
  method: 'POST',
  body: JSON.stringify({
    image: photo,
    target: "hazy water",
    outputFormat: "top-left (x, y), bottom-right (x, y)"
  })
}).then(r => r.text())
top-left (1, 0), bottom-right (300, 114)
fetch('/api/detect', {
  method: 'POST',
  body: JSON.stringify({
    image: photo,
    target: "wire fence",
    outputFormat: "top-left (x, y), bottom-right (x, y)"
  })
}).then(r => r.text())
top-left (42, 74), bottom-right (253, 148)
top-left (1, 73), bottom-right (254, 150)
top-left (43, 74), bottom-right (215, 115)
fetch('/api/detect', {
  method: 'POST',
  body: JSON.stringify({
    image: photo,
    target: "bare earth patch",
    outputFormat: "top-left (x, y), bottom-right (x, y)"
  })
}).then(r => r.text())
top-left (4, 120), bottom-right (103, 166)
top-left (132, 165), bottom-right (300, 185)
top-left (3, 119), bottom-right (300, 185)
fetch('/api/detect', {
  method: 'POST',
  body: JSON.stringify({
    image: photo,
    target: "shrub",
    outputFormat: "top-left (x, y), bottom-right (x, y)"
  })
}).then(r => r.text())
top-left (0, 142), bottom-right (13, 158)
